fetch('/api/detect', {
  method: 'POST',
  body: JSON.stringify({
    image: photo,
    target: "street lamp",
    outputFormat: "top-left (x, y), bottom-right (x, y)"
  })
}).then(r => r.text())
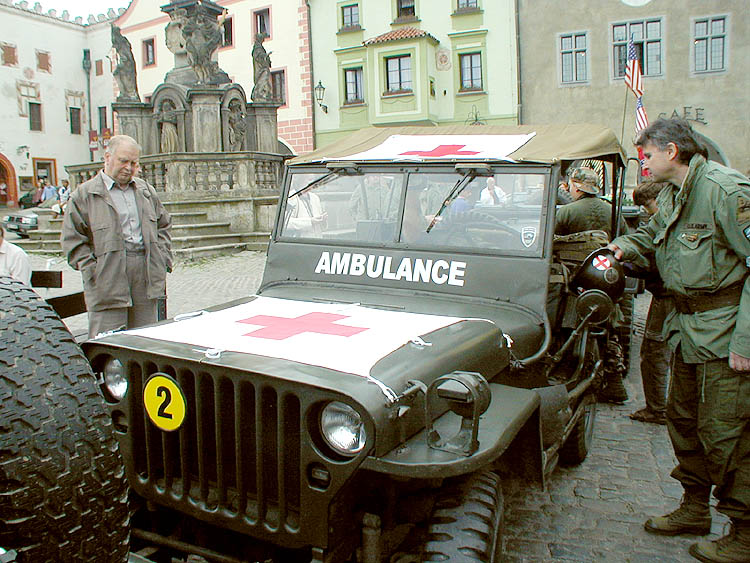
top-left (314, 80), bottom-right (328, 113)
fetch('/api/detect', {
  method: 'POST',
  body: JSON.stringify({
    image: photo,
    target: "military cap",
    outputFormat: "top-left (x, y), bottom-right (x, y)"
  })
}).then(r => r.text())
top-left (569, 167), bottom-right (600, 195)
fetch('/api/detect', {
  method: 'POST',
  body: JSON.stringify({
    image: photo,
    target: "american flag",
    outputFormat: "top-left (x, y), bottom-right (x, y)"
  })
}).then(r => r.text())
top-left (635, 96), bottom-right (649, 133)
top-left (624, 35), bottom-right (643, 98)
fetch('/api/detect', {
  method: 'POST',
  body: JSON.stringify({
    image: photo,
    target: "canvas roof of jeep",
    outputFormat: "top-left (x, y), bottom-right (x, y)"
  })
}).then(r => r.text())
top-left (290, 124), bottom-right (627, 167)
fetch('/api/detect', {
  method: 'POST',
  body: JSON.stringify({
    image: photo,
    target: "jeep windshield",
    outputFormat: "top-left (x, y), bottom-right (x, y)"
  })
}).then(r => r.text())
top-left (279, 168), bottom-right (549, 256)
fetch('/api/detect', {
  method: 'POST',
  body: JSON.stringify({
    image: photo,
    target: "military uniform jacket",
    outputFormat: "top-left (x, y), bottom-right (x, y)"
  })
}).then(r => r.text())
top-left (62, 172), bottom-right (173, 312)
top-left (612, 155), bottom-right (750, 363)
top-left (555, 196), bottom-right (616, 239)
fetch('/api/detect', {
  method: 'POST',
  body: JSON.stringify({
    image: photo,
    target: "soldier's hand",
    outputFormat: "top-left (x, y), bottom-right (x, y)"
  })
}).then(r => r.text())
top-left (729, 351), bottom-right (750, 372)
top-left (606, 243), bottom-right (624, 261)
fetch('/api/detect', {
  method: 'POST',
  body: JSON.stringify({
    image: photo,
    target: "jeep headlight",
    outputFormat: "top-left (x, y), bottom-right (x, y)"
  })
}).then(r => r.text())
top-left (320, 402), bottom-right (366, 456)
top-left (20, 217), bottom-right (33, 224)
top-left (103, 358), bottom-right (128, 401)
top-left (1, 215), bottom-right (8, 222)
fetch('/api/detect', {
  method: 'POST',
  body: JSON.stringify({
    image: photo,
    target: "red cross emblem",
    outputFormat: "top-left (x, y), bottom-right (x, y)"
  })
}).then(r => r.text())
top-left (593, 255), bottom-right (611, 271)
top-left (399, 144), bottom-right (480, 157)
top-left (238, 312), bottom-right (368, 340)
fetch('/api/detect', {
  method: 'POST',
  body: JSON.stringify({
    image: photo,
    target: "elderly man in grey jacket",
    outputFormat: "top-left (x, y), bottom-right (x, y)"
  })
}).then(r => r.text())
top-left (62, 135), bottom-right (172, 338)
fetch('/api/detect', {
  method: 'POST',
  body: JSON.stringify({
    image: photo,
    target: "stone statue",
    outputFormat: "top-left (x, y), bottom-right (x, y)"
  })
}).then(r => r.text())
top-left (157, 99), bottom-right (179, 153)
top-left (164, 8), bottom-right (187, 55)
top-left (111, 25), bottom-right (139, 101)
top-left (182, 5), bottom-right (222, 84)
top-left (251, 33), bottom-right (273, 102)
top-left (227, 99), bottom-right (246, 151)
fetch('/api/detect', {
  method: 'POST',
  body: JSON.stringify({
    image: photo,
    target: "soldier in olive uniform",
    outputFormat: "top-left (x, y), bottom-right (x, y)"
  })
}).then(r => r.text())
top-left (556, 167), bottom-right (617, 239)
top-left (609, 118), bottom-right (750, 563)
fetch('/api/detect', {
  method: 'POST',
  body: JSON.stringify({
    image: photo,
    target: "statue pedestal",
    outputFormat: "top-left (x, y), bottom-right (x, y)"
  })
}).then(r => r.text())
top-left (187, 89), bottom-right (223, 152)
top-left (247, 102), bottom-right (281, 153)
top-left (112, 101), bottom-right (152, 144)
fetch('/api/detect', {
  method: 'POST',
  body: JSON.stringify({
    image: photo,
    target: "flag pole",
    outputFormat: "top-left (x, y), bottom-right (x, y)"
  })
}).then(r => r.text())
top-left (620, 85), bottom-right (629, 145)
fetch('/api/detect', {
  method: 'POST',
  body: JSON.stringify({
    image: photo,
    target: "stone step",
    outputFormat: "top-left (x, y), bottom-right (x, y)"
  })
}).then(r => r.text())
top-left (26, 229), bottom-right (62, 241)
top-left (169, 211), bottom-right (210, 224)
top-left (172, 222), bottom-right (234, 237)
top-left (18, 232), bottom-right (270, 258)
top-left (171, 232), bottom-right (262, 249)
top-left (173, 241), bottom-right (268, 261)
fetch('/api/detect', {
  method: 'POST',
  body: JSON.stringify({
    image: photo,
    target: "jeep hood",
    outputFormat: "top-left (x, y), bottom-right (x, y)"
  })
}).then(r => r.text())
top-left (102, 296), bottom-right (509, 403)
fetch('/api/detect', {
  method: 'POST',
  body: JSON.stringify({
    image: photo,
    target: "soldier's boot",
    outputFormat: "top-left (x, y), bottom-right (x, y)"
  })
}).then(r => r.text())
top-left (644, 487), bottom-right (712, 536)
top-left (597, 371), bottom-right (629, 404)
top-left (689, 520), bottom-right (750, 563)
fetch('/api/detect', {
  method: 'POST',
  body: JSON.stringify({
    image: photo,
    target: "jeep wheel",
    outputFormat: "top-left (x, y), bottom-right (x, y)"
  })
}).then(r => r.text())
top-left (0, 276), bottom-right (130, 562)
top-left (422, 470), bottom-right (504, 561)
top-left (559, 394), bottom-right (597, 466)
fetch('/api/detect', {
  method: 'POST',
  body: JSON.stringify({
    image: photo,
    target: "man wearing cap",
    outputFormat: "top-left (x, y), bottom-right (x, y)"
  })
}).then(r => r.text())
top-left (555, 167), bottom-right (617, 238)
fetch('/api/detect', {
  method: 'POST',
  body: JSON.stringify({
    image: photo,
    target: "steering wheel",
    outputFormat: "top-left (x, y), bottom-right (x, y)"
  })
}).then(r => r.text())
top-left (435, 209), bottom-right (525, 249)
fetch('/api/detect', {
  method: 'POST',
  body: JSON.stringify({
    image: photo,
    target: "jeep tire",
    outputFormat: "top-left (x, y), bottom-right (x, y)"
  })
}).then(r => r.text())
top-left (559, 395), bottom-right (597, 465)
top-left (0, 276), bottom-right (130, 562)
top-left (422, 470), bottom-right (504, 561)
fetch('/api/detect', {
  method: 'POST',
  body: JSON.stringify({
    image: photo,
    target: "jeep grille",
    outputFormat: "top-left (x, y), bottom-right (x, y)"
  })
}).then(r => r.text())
top-left (126, 360), bottom-right (302, 534)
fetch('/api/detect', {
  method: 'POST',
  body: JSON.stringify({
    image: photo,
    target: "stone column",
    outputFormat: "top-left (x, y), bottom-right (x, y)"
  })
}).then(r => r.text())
top-left (188, 89), bottom-right (222, 153)
top-left (112, 101), bottom-right (153, 151)
top-left (247, 102), bottom-right (281, 153)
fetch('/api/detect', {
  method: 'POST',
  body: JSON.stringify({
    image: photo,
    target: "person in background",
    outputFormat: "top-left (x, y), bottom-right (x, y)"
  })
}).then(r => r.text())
top-left (62, 135), bottom-right (172, 339)
top-left (628, 180), bottom-right (672, 425)
top-left (31, 181), bottom-right (44, 206)
top-left (555, 167), bottom-right (618, 238)
top-left (479, 177), bottom-right (507, 206)
top-left (0, 225), bottom-right (31, 286)
top-left (41, 180), bottom-right (58, 202)
top-left (608, 118), bottom-right (750, 562)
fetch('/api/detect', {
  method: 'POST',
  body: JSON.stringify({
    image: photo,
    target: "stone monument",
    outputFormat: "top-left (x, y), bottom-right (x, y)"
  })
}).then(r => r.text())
top-left (112, 0), bottom-right (280, 156)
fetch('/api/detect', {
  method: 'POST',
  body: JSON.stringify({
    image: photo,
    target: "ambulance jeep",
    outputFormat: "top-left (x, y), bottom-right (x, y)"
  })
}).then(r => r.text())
top-left (82, 125), bottom-right (632, 563)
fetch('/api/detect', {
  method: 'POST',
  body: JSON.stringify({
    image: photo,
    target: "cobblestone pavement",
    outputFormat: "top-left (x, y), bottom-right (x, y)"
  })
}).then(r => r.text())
top-left (26, 249), bottom-right (730, 562)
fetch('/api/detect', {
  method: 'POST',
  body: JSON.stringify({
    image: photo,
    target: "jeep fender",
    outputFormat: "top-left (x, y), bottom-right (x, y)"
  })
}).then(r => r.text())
top-left (361, 383), bottom-right (542, 481)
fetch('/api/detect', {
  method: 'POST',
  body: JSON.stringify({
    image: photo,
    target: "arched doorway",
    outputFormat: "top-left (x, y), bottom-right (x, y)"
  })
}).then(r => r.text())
top-left (0, 152), bottom-right (18, 208)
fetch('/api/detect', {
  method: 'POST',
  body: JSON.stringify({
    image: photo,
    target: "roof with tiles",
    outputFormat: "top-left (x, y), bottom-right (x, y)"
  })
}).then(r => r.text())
top-left (363, 26), bottom-right (439, 46)
top-left (1, 0), bottom-right (126, 26)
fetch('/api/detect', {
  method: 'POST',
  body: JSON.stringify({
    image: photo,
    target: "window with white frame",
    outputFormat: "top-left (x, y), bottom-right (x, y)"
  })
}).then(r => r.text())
top-left (341, 4), bottom-right (360, 29)
top-left (221, 17), bottom-right (233, 47)
top-left (457, 0), bottom-right (478, 9)
top-left (612, 19), bottom-right (662, 78)
top-left (397, 0), bottom-right (415, 19)
top-left (459, 53), bottom-right (482, 90)
top-left (560, 33), bottom-right (587, 83)
top-left (694, 16), bottom-right (726, 72)
top-left (345, 67), bottom-right (364, 103)
top-left (271, 70), bottom-right (286, 104)
top-left (386, 55), bottom-right (412, 92)
top-left (254, 9), bottom-right (270, 37)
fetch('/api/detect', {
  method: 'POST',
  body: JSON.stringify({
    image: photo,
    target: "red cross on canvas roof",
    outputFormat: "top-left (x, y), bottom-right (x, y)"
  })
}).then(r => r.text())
top-left (238, 312), bottom-right (368, 340)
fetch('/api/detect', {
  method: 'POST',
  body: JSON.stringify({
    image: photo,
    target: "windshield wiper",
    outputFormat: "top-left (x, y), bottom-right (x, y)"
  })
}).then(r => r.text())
top-left (425, 171), bottom-right (476, 233)
top-left (289, 171), bottom-right (338, 199)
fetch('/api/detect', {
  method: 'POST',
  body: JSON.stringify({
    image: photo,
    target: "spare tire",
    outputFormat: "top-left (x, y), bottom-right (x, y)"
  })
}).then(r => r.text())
top-left (0, 276), bottom-right (129, 562)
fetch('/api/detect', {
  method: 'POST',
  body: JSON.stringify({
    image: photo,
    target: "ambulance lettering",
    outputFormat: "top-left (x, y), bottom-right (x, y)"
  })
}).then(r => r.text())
top-left (315, 252), bottom-right (466, 287)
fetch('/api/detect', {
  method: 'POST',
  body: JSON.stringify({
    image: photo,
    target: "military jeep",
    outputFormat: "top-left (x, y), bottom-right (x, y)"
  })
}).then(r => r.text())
top-left (1, 125), bottom-right (634, 563)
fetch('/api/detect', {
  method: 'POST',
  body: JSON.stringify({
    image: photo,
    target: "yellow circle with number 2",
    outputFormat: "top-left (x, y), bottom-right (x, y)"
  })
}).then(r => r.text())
top-left (143, 374), bottom-right (187, 431)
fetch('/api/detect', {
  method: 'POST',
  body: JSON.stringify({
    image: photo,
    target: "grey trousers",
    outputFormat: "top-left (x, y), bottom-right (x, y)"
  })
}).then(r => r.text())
top-left (639, 295), bottom-right (671, 416)
top-left (87, 252), bottom-right (158, 339)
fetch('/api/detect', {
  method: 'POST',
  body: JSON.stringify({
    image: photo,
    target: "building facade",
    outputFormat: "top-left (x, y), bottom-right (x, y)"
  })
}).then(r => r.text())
top-left (114, 0), bottom-right (315, 155)
top-left (518, 0), bottom-right (750, 175)
top-left (0, 1), bottom-right (118, 206)
top-left (308, 0), bottom-right (520, 148)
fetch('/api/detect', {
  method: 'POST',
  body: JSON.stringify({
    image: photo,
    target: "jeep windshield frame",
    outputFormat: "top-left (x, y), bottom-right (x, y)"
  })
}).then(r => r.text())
top-left (276, 163), bottom-right (553, 259)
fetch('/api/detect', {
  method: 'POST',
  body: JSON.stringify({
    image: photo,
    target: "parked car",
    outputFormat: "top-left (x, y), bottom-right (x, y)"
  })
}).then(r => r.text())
top-left (1, 209), bottom-right (38, 237)
top-left (2, 124), bottom-right (638, 562)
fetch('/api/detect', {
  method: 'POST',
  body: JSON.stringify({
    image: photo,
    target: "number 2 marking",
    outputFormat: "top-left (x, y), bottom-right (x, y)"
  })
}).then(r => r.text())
top-left (156, 386), bottom-right (173, 419)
